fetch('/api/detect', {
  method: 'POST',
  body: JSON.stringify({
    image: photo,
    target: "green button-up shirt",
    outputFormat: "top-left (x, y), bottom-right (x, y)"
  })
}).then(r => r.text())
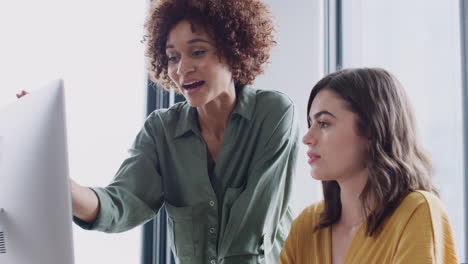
top-left (74, 85), bottom-right (299, 264)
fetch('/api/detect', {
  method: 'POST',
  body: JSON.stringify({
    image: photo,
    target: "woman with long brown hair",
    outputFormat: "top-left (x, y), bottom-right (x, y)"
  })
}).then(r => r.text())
top-left (279, 68), bottom-right (457, 264)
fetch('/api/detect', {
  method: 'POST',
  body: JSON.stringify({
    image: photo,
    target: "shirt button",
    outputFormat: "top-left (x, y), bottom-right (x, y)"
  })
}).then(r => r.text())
top-left (209, 227), bottom-right (215, 233)
top-left (210, 259), bottom-right (216, 264)
top-left (209, 201), bottom-right (215, 206)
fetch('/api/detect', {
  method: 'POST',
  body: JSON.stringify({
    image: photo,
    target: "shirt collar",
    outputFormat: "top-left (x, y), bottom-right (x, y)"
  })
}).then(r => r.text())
top-left (231, 85), bottom-right (256, 121)
top-left (173, 85), bottom-right (256, 139)
top-left (174, 103), bottom-right (200, 138)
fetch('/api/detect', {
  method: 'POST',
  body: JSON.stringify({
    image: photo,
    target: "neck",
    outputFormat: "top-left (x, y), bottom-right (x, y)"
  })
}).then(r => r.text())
top-left (336, 169), bottom-right (370, 228)
top-left (197, 86), bottom-right (236, 139)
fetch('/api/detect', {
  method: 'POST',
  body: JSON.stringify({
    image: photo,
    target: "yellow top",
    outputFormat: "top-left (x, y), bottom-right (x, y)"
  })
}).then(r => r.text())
top-left (279, 191), bottom-right (458, 264)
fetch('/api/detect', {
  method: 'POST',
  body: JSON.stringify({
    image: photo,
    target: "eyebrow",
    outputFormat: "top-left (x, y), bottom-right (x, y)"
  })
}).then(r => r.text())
top-left (308, 110), bottom-right (336, 122)
top-left (166, 38), bottom-right (211, 49)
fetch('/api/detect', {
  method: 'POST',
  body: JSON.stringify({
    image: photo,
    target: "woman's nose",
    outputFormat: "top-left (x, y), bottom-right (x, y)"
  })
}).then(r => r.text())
top-left (177, 57), bottom-right (195, 76)
top-left (302, 127), bottom-right (317, 146)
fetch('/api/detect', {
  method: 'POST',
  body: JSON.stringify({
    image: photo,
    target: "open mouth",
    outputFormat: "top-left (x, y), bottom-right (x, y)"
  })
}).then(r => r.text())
top-left (182, 80), bottom-right (205, 90)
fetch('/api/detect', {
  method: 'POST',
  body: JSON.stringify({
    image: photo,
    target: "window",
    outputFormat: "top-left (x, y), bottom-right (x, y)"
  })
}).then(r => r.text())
top-left (342, 0), bottom-right (465, 260)
top-left (0, 1), bottom-right (148, 263)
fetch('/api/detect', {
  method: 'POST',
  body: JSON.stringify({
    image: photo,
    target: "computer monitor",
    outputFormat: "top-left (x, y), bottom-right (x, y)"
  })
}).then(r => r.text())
top-left (0, 80), bottom-right (74, 264)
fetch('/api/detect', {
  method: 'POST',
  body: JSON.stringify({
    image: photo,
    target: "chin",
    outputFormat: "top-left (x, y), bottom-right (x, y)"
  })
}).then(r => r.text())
top-left (310, 169), bottom-right (334, 181)
top-left (186, 99), bottom-right (202, 107)
top-left (311, 174), bottom-right (325, 181)
top-left (183, 93), bottom-right (212, 108)
top-left (184, 97), bottom-right (206, 107)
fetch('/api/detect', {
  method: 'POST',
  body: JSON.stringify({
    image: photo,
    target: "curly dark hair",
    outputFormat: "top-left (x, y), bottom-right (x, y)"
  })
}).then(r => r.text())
top-left (144, 0), bottom-right (275, 91)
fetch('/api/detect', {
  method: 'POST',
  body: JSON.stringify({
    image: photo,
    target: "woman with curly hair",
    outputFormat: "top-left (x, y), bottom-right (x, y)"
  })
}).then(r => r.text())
top-left (71, 0), bottom-right (299, 263)
top-left (279, 68), bottom-right (457, 264)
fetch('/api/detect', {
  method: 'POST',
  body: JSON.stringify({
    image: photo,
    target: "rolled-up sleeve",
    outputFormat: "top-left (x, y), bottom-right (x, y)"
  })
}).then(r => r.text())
top-left (73, 113), bottom-right (165, 233)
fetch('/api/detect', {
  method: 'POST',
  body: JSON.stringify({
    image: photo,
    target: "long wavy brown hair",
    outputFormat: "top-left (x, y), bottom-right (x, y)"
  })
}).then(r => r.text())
top-left (144, 0), bottom-right (275, 91)
top-left (308, 68), bottom-right (438, 236)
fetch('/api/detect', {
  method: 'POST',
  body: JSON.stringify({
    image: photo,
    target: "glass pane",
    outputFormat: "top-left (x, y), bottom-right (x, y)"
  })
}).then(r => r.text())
top-left (343, 0), bottom-right (464, 259)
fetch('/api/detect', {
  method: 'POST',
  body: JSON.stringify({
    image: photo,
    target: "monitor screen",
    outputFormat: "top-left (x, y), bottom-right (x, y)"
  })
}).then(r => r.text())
top-left (0, 80), bottom-right (74, 264)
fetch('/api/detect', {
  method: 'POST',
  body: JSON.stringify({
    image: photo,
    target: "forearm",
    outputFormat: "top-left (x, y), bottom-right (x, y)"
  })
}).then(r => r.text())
top-left (70, 179), bottom-right (99, 223)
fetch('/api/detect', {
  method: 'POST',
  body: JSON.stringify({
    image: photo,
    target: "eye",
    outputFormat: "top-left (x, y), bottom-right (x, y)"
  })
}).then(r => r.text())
top-left (167, 55), bottom-right (178, 63)
top-left (192, 49), bottom-right (206, 56)
top-left (318, 121), bottom-right (329, 128)
top-left (166, 53), bottom-right (179, 64)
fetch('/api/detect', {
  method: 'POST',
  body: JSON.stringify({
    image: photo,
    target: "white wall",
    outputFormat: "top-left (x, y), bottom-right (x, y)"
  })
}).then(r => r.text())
top-left (257, 0), bottom-right (325, 214)
top-left (0, 1), bottom-right (147, 263)
top-left (342, 0), bottom-right (465, 260)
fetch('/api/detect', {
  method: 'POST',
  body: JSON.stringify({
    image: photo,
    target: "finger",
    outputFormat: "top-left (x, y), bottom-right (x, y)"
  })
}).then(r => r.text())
top-left (16, 90), bottom-right (28, 98)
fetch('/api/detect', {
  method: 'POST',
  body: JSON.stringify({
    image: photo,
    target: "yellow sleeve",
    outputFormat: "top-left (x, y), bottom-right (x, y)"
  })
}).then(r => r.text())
top-left (394, 195), bottom-right (457, 264)
top-left (279, 217), bottom-right (297, 264)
